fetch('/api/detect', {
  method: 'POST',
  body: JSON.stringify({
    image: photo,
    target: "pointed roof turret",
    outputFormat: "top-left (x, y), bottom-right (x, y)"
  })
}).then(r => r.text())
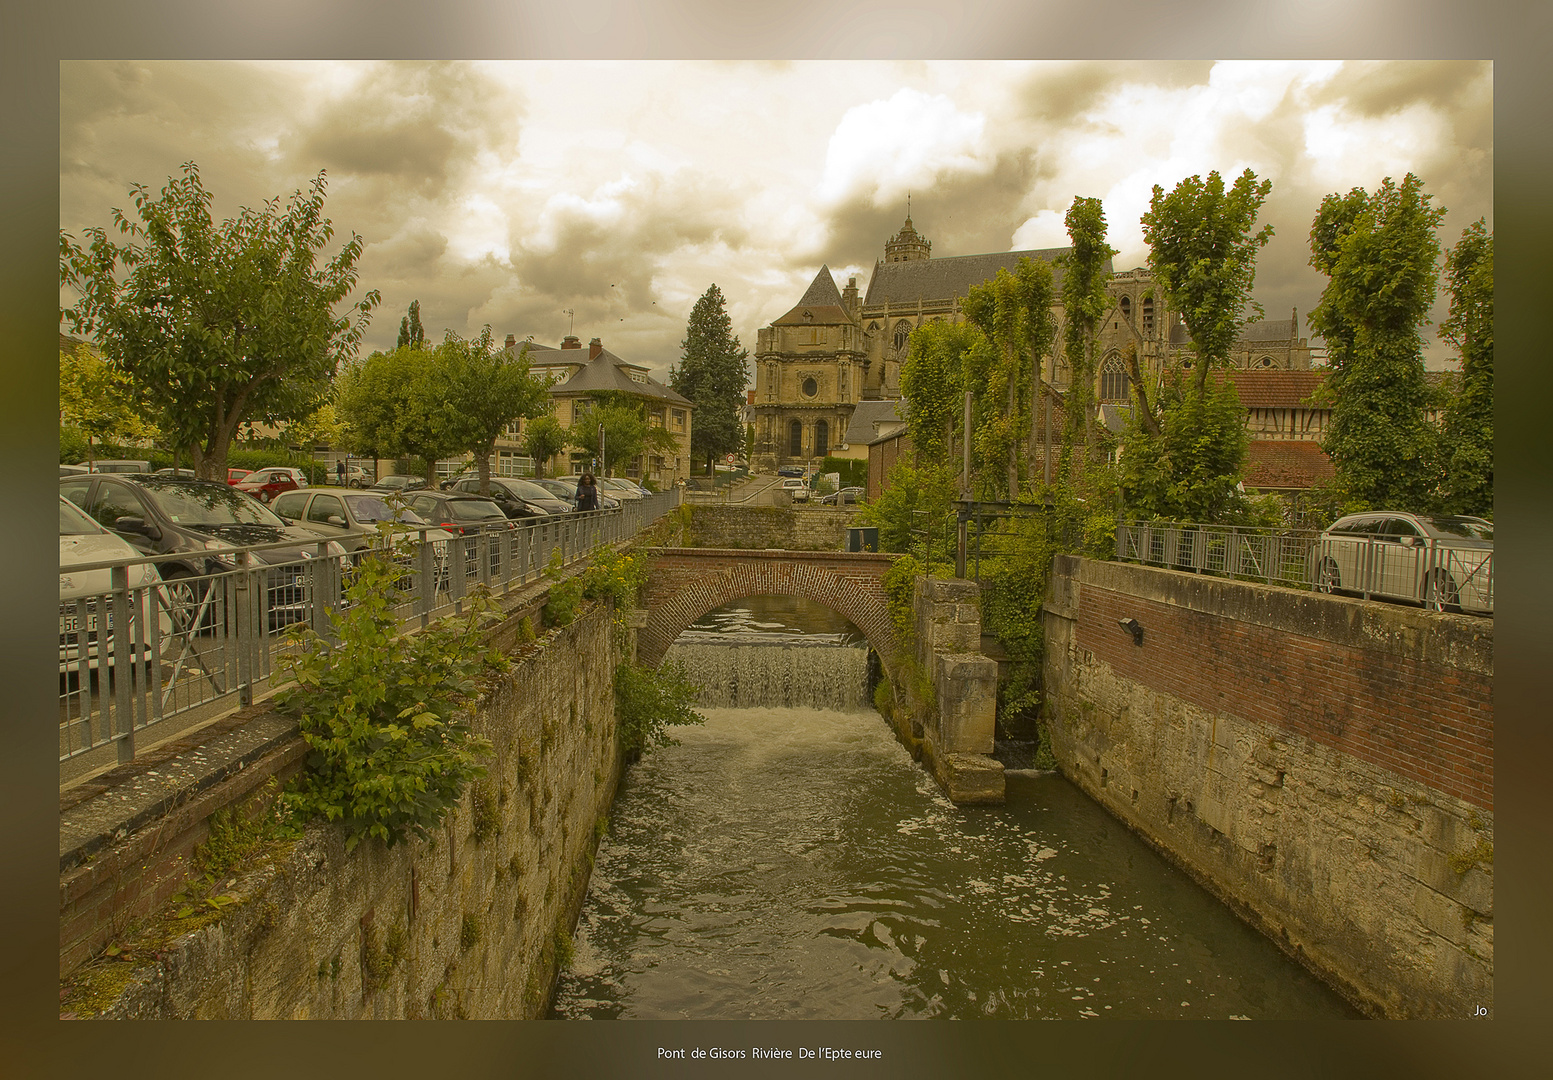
top-left (884, 205), bottom-right (932, 263)
top-left (774, 265), bottom-right (855, 326)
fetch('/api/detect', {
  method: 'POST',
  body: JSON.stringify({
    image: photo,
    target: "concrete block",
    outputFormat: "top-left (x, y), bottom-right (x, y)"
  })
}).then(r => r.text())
top-left (936, 753), bottom-right (1005, 804)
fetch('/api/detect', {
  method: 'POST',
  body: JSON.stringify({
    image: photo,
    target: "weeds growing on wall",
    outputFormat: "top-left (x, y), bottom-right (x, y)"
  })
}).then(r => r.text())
top-left (276, 531), bottom-right (503, 851)
top-left (614, 660), bottom-right (704, 757)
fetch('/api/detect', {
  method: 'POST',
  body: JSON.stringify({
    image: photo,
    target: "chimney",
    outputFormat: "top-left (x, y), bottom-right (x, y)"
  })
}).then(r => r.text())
top-left (842, 275), bottom-right (859, 316)
top-left (589, 337), bottom-right (603, 360)
top-left (505, 334), bottom-right (516, 349)
top-left (561, 335), bottom-right (582, 349)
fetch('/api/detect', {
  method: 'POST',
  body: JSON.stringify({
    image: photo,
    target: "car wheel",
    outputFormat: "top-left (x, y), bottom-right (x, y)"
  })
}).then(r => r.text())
top-left (162, 569), bottom-right (215, 636)
top-left (1314, 558), bottom-right (1341, 595)
top-left (258, 490), bottom-right (271, 503)
top-left (1424, 569), bottom-right (1461, 614)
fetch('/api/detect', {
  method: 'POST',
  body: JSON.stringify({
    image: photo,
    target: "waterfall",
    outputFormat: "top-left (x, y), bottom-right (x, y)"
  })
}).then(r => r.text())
top-left (664, 641), bottom-right (871, 711)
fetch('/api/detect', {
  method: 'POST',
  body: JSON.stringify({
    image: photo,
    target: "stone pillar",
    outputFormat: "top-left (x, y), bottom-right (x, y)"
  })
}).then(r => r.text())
top-left (911, 576), bottom-right (1004, 804)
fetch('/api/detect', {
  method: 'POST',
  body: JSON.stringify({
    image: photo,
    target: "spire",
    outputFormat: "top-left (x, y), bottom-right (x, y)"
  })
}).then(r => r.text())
top-left (795, 265), bottom-right (846, 308)
top-left (884, 203), bottom-right (931, 264)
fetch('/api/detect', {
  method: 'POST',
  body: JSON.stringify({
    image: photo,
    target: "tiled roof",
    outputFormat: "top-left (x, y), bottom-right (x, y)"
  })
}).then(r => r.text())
top-left (550, 350), bottom-right (692, 407)
top-left (1211, 369), bottom-right (1327, 409)
top-left (1244, 440), bottom-right (1335, 490)
top-left (861, 247), bottom-right (1087, 307)
top-left (844, 399), bottom-right (906, 445)
top-left (773, 266), bottom-right (854, 326)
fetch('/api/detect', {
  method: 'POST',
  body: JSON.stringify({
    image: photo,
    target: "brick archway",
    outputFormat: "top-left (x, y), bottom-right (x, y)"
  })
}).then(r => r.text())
top-left (639, 549), bottom-right (902, 673)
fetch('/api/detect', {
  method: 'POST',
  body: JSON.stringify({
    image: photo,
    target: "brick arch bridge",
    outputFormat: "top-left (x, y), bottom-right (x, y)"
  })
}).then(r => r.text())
top-left (637, 548), bottom-right (903, 672)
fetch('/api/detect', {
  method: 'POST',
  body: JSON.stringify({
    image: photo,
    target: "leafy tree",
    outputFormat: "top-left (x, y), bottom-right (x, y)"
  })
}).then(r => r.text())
top-left (1308, 174), bottom-right (1445, 511)
top-left (566, 392), bottom-right (679, 477)
top-left (1058, 197), bottom-right (1116, 467)
top-left (435, 328), bottom-right (551, 494)
top-left (397, 299), bottom-right (426, 350)
top-left (520, 414), bottom-right (568, 477)
top-left (1118, 370), bottom-right (1251, 522)
top-left (335, 345), bottom-right (460, 477)
top-left (899, 319), bottom-right (977, 463)
top-left (857, 459), bottom-right (960, 561)
top-left (1437, 219), bottom-right (1493, 517)
top-left (60, 162), bottom-right (379, 480)
top-left (670, 284), bottom-right (749, 475)
top-left (960, 257), bottom-right (1058, 498)
top-left (283, 401), bottom-right (342, 451)
top-left (1140, 169), bottom-right (1273, 400)
top-left (59, 341), bottom-right (156, 464)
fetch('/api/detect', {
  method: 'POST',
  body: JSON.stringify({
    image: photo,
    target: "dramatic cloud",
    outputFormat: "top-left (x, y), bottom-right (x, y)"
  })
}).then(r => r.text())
top-left (60, 60), bottom-right (1491, 377)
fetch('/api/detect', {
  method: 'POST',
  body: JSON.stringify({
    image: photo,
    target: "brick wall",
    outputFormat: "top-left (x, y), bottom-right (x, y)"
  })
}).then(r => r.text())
top-left (686, 504), bottom-right (859, 551)
top-left (1043, 555), bottom-right (1493, 1018)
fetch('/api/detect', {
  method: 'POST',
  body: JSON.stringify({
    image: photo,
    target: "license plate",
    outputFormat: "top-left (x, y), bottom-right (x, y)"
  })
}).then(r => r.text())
top-left (61, 611), bottom-right (111, 634)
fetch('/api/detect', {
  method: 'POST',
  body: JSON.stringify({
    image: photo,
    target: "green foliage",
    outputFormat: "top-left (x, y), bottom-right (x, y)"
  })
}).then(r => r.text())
top-left (397, 299), bottom-right (425, 350)
top-left (1060, 197), bottom-right (1117, 465)
top-left (275, 535), bottom-right (498, 852)
top-left (1119, 371), bottom-right (1253, 522)
top-left (435, 327), bottom-right (552, 492)
top-left (671, 283), bottom-right (750, 474)
top-left (820, 456), bottom-right (867, 487)
top-left (60, 162), bottom-right (380, 480)
top-left (1437, 219), bottom-right (1493, 517)
top-left (553, 927), bottom-right (576, 970)
top-left (1308, 173), bottom-right (1446, 512)
top-left (336, 344), bottom-right (462, 474)
top-left (613, 661), bottom-right (704, 757)
top-left (1141, 168), bottom-right (1274, 399)
top-left (60, 423), bottom-right (90, 464)
top-left (579, 546), bottom-right (647, 609)
top-left (899, 319), bottom-right (976, 461)
top-left (858, 459), bottom-right (959, 562)
top-left (568, 392), bottom-right (679, 477)
top-left (460, 912), bottom-right (483, 951)
top-left (542, 548), bottom-right (582, 628)
top-left (521, 414), bottom-right (568, 478)
top-left (59, 342), bottom-right (156, 455)
top-left (470, 780), bottom-right (499, 844)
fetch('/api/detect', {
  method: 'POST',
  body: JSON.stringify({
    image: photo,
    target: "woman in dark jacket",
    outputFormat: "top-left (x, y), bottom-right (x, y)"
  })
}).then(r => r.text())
top-left (575, 472), bottom-right (600, 511)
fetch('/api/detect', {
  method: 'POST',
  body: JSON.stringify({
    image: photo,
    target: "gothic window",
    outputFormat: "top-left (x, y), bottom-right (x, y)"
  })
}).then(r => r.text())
top-left (1142, 296), bottom-right (1155, 336)
top-left (815, 420), bottom-right (829, 457)
top-left (1100, 355), bottom-right (1129, 403)
top-left (892, 320), bottom-right (912, 355)
top-left (802, 376), bottom-right (818, 398)
top-left (1258, 355), bottom-right (1275, 368)
top-left (1119, 295), bottom-right (1131, 321)
top-left (789, 420), bottom-right (803, 457)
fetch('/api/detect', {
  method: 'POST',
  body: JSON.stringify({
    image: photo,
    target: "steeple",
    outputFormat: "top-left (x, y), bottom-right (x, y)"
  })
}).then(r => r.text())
top-left (884, 200), bottom-right (932, 263)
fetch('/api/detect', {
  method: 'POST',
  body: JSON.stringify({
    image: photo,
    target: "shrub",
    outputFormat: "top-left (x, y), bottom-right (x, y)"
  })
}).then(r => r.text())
top-left (614, 661), bottom-right (704, 756)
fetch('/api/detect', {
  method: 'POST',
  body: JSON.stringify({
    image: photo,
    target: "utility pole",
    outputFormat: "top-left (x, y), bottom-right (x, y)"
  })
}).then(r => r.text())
top-left (957, 390), bottom-right (971, 579)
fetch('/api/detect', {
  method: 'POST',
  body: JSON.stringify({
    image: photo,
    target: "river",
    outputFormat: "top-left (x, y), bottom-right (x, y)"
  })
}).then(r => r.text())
top-left (550, 596), bottom-right (1357, 1020)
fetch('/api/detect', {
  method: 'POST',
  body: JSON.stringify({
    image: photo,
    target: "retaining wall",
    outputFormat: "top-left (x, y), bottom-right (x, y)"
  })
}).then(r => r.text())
top-left (1041, 554), bottom-right (1493, 1018)
top-left (686, 504), bottom-right (857, 551)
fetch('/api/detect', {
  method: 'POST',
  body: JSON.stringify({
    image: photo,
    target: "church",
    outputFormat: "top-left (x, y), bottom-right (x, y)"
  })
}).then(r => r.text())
top-left (750, 211), bottom-right (1317, 475)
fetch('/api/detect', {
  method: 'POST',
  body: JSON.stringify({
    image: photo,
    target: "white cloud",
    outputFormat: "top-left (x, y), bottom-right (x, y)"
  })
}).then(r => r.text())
top-left (818, 87), bottom-right (990, 206)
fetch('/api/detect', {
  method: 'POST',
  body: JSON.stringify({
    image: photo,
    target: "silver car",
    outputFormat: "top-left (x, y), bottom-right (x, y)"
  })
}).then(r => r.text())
top-left (1309, 511), bottom-right (1493, 614)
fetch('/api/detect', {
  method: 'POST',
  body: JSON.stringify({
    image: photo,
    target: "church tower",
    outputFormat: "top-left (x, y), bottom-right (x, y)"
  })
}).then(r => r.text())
top-left (883, 202), bottom-right (931, 263)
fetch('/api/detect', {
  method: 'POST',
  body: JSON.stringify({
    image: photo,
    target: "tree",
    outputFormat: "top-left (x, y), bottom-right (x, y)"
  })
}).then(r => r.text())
top-left (1308, 174), bottom-right (1445, 511)
top-left (397, 299), bottom-right (426, 350)
top-left (283, 401), bottom-right (343, 451)
top-left (1140, 169), bottom-right (1273, 400)
top-left (899, 319), bottom-right (977, 463)
top-left (1058, 197), bottom-right (1116, 468)
top-left (435, 328), bottom-right (551, 494)
top-left (335, 345), bottom-right (460, 477)
top-left (59, 341), bottom-right (156, 464)
top-left (1118, 371), bottom-right (1250, 522)
top-left (1436, 219), bottom-right (1492, 517)
top-left (521, 414), bottom-right (568, 477)
top-left (60, 162), bottom-right (380, 480)
top-left (670, 284), bottom-right (748, 475)
top-left (566, 392), bottom-right (679, 477)
top-left (961, 257), bottom-right (1058, 498)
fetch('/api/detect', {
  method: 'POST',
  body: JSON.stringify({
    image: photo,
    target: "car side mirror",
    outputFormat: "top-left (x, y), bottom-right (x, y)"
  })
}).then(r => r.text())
top-left (327, 515), bottom-right (347, 527)
top-left (114, 516), bottom-right (160, 540)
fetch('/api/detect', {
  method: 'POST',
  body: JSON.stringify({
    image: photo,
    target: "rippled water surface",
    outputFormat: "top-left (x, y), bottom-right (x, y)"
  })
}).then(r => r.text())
top-left (551, 702), bottom-right (1357, 1020)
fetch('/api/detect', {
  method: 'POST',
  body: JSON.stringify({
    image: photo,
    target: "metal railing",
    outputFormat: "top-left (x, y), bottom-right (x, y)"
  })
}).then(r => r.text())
top-left (1114, 520), bottom-right (1494, 614)
top-left (59, 491), bottom-right (680, 767)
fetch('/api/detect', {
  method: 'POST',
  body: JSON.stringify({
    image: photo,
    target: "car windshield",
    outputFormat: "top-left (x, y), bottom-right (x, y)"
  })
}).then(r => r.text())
top-left (1419, 516), bottom-right (1493, 541)
top-left (60, 498), bottom-right (103, 536)
top-left (503, 479), bottom-right (556, 502)
top-left (343, 494), bottom-right (428, 524)
top-left (142, 480), bottom-right (287, 526)
top-left (449, 499), bottom-right (506, 521)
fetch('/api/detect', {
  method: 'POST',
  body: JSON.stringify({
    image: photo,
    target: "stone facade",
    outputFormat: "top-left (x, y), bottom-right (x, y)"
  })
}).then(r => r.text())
top-left (911, 576), bottom-right (1002, 804)
top-left (1041, 555), bottom-right (1493, 1018)
top-left (69, 598), bottom-right (624, 1019)
top-left (683, 504), bottom-right (859, 551)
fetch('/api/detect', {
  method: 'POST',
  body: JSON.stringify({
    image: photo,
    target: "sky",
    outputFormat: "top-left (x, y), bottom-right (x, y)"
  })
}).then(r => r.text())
top-left (59, 59), bottom-right (1493, 380)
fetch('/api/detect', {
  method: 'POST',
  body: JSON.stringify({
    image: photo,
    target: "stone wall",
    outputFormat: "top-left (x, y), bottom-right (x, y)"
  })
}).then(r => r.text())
top-left (1041, 555), bottom-right (1493, 1019)
top-left (77, 599), bottom-right (623, 1019)
top-left (686, 504), bottom-right (858, 551)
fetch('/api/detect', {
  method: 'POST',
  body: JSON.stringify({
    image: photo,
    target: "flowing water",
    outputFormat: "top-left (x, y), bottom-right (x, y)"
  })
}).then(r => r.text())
top-left (551, 597), bottom-right (1357, 1020)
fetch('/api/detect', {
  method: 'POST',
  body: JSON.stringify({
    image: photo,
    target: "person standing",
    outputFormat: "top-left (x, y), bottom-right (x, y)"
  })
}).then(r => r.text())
top-left (575, 471), bottom-right (600, 512)
top-left (336, 459), bottom-right (346, 486)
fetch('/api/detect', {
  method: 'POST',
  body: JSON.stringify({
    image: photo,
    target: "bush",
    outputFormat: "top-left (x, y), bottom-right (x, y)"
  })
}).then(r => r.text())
top-left (275, 534), bottom-right (501, 851)
top-left (614, 661), bottom-right (704, 756)
top-left (821, 457), bottom-right (867, 487)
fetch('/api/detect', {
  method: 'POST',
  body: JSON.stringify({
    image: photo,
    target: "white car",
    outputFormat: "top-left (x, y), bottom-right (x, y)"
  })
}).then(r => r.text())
top-left (1309, 511), bottom-right (1493, 615)
top-left (59, 496), bottom-right (169, 673)
top-left (780, 477), bottom-right (810, 503)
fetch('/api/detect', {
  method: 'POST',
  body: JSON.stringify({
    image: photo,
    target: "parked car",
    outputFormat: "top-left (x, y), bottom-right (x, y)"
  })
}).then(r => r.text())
top-left (530, 476), bottom-right (620, 510)
top-left (342, 464), bottom-right (372, 488)
top-left (59, 474), bottom-right (344, 629)
top-left (372, 475), bottom-right (431, 494)
top-left (450, 476), bottom-right (571, 518)
top-left (780, 477), bottom-right (810, 503)
top-left (234, 466), bottom-right (308, 504)
top-left (88, 459), bottom-right (152, 474)
top-left (61, 464), bottom-right (89, 477)
top-left (271, 487), bottom-right (455, 554)
top-left (59, 496), bottom-right (168, 674)
top-left (818, 486), bottom-right (864, 506)
top-left (777, 465), bottom-right (806, 478)
top-left (154, 467), bottom-right (197, 478)
top-left (402, 491), bottom-right (514, 535)
top-left (598, 477), bottom-right (647, 501)
top-left (226, 468), bottom-right (252, 486)
top-left (1308, 511), bottom-right (1493, 615)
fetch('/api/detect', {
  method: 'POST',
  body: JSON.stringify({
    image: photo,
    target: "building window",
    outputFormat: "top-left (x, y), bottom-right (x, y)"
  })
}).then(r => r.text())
top-left (789, 420), bottom-right (803, 457)
top-left (1142, 296), bottom-right (1155, 336)
top-left (815, 420), bottom-right (829, 457)
top-left (672, 409), bottom-right (686, 431)
top-left (1119, 295), bottom-right (1131, 321)
top-left (802, 376), bottom-right (818, 398)
top-left (1258, 355), bottom-right (1275, 368)
top-left (1100, 355), bottom-right (1129, 403)
top-left (892, 320), bottom-right (912, 355)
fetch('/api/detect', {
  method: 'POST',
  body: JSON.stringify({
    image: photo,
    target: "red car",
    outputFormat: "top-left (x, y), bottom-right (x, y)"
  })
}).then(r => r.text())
top-left (226, 468), bottom-right (252, 486)
top-left (234, 467), bottom-right (308, 504)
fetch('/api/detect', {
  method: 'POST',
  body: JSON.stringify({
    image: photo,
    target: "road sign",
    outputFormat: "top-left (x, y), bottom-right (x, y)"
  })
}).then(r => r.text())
top-left (726, 454), bottom-right (735, 465)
